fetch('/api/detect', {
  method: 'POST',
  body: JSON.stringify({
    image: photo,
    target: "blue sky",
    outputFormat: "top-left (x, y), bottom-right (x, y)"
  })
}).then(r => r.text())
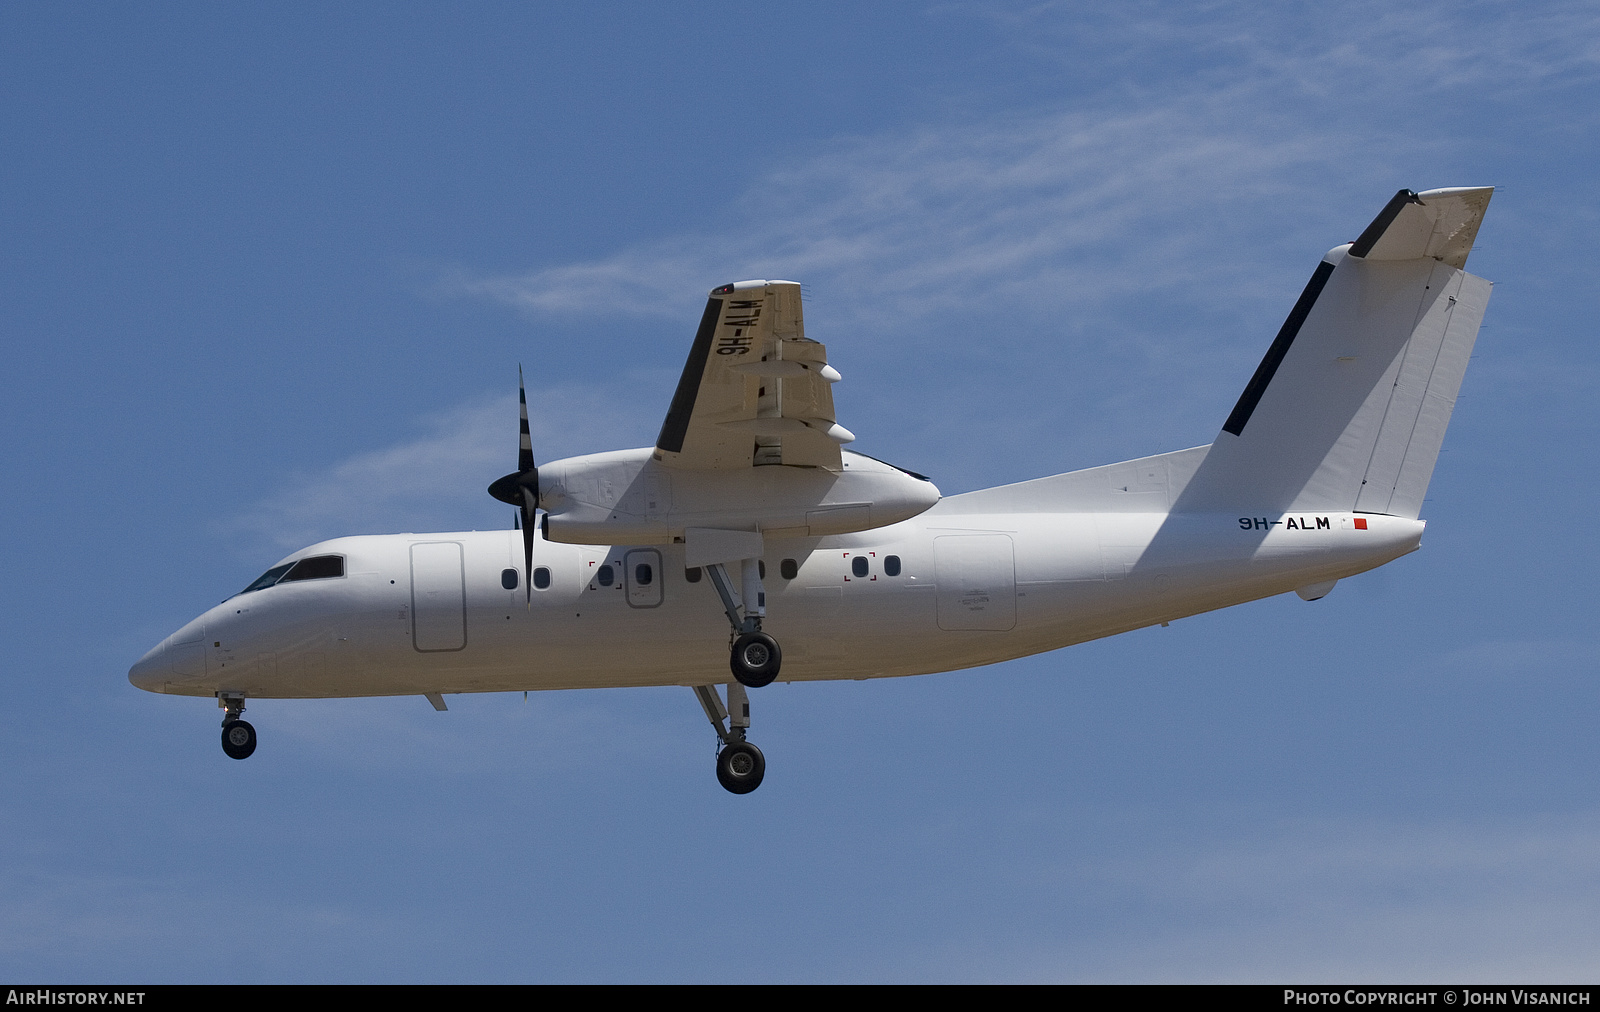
top-left (3, 1), bottom-right (1599, 982)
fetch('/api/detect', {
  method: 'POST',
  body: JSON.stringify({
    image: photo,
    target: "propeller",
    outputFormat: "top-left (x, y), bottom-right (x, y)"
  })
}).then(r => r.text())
top-left (487, 367), bottom-right (539, 601)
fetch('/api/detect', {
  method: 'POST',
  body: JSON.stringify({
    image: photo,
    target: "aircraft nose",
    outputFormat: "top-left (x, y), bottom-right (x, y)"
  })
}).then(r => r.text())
top-left (128, 642), bottom-right (166, 691)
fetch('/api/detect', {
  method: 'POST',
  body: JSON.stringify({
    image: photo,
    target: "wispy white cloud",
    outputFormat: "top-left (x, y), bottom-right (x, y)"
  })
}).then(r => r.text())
top-left (970, 2), bottom-right (1600, 95)
top-left (437, 3), bottom-right (1600, 341)
top-left (440, 104), bottom-right (1368, 332)
top-left (224, 383), bottom-right (664, 553)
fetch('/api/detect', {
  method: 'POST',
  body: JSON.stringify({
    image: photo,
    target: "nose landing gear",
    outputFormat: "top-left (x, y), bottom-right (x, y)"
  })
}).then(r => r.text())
top-left (218, 693), bottom-right (256, 760)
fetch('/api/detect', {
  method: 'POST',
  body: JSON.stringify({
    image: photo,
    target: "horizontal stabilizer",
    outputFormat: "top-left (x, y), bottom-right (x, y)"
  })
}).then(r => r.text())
top-left (1349, 186), bottom-right (1493, 269)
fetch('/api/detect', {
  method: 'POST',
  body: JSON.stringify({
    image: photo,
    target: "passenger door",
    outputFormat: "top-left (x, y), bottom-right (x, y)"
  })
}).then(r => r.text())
top-left (411, 541), bottom-right (467, 651)
top-left (624, 549), bottom-right (663, 608)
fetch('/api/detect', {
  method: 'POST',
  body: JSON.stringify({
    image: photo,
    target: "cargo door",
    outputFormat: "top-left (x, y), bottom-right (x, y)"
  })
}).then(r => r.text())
top-left (934, 535), bottom-right (1016, 631)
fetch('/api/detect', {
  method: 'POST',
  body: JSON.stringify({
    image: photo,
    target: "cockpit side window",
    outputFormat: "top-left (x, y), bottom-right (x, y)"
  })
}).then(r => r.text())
top-left (279, 555), bottom-right (346, 583)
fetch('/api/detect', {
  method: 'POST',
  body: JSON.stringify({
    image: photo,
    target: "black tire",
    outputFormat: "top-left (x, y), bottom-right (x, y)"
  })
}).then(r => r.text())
top-left (221, 719), bottom-right (257, 760)
top-left (716, 741), bottom-right (766, 794)
top-left (729, 631), bottom-right (781, 688)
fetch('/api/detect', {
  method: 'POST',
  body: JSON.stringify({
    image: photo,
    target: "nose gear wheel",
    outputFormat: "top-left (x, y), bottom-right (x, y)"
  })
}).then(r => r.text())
top-left (221, 719), bottom-right (256, 760)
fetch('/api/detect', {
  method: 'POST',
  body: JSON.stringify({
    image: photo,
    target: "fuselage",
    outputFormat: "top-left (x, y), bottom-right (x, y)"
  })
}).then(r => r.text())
top-left (129, 495), bottom-right (1421, 699)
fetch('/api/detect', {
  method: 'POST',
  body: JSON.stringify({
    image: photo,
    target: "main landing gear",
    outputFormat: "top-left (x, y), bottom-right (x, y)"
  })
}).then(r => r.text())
top-left (218, 692), bottom-right (256, 760)
top-left (694, 682), bottom-right (765, 794)
top-left (704, 558), bottom-right (782, 688)
top-left (693, 556), bottom-right (776, 792)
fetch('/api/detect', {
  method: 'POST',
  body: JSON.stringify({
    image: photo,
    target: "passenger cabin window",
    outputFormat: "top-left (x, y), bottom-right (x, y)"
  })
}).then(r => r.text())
top-left (501, 568), bottom-right (519, 591)
top-left (851, 556), bottom-right (869, 578)
top-left (884, 555), bottom-right (902, 577)
top-left (635, 563), bottom-right (653, 586)
top-left (685, 567), bottom-right (703, 583)
top-left (533, 567), bottom-right (551, 590)
top-left (597, 564), bottom-right (614, 587)
top-left (780, 559), bottom-right (798, 580)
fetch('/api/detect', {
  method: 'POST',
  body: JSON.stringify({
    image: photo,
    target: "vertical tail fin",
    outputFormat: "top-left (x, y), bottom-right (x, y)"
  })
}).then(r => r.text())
top-left (1176, 187), bottom-right (1493, 518)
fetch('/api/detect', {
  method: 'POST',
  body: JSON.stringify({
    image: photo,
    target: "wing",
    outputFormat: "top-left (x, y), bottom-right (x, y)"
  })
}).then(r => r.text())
top-left (653, 280), bottom-right (853, 470)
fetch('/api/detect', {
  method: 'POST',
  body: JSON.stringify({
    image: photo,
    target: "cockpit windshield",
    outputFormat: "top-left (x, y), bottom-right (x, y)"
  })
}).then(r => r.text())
top-left (281, 555), bottom-right (345, 582)
top-left (240, 563), bottom-right (294, 595)
top-left (237, 555), bottom-right (345, 596)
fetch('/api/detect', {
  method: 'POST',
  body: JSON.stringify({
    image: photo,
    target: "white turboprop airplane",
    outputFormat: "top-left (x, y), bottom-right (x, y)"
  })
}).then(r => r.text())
top-left (130, 187), bottom-right (1493, 793)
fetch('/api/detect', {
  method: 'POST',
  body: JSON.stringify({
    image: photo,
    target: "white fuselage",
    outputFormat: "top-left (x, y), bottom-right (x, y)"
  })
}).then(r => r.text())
top-left (129, 497), bottom-right (1421, 699)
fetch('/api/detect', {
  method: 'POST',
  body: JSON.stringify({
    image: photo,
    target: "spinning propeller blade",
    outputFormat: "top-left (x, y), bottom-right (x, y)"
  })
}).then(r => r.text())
top-left (487, 367), bottom-right (539, 601)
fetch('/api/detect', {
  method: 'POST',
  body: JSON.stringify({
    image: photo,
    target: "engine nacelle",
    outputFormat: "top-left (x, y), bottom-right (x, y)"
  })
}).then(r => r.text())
top-left (537, 448), bottom-right (939, 545)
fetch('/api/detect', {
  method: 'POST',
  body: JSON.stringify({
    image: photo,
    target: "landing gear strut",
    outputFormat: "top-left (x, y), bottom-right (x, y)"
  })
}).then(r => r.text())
top-left (218, 692), bottom-right (256, 760)
top-left (705, 559), bottom-right (781, 688)
top-left (694, 682), bottom-right (765, 794)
